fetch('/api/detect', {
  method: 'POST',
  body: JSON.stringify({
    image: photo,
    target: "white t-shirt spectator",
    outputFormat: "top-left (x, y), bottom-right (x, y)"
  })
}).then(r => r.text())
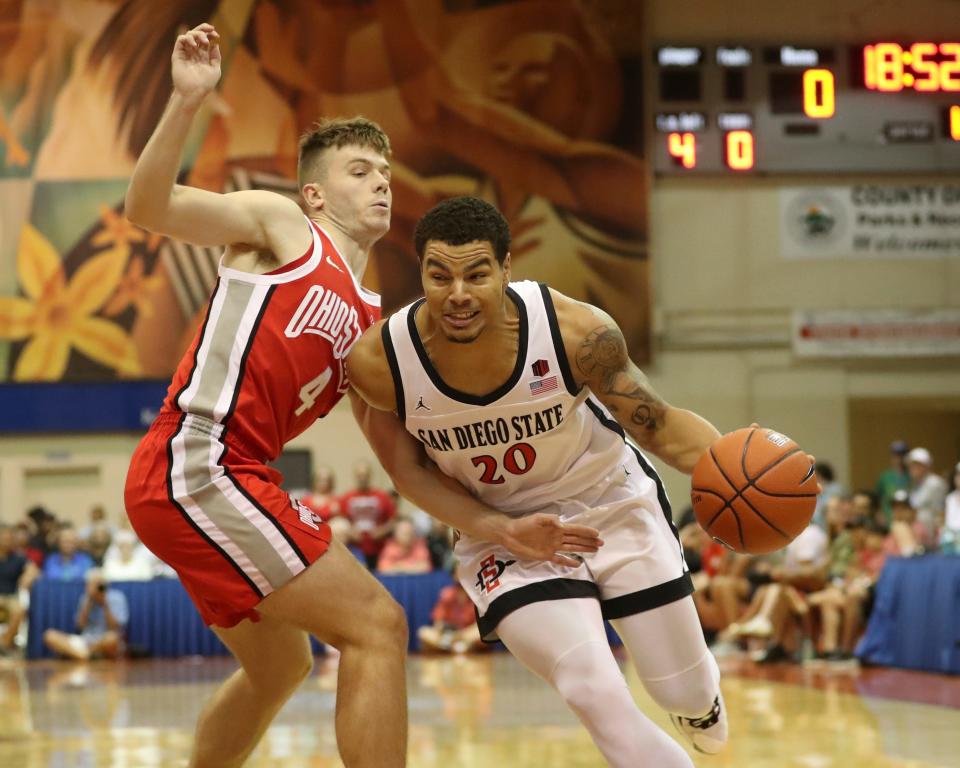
top-left (910, 473), bottom-right (948, 532)
top-left (784, 524), bottom-right (829, 569)
top-left (102, 531), bottom-right (155, 581)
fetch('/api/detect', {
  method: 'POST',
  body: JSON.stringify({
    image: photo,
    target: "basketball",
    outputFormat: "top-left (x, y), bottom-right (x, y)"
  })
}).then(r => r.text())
top-left (691, 427), bottom-right (818, 554)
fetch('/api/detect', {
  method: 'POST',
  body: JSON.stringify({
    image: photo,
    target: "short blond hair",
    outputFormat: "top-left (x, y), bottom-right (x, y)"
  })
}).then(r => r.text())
top-left (297, 117), bottom-right (391, 188)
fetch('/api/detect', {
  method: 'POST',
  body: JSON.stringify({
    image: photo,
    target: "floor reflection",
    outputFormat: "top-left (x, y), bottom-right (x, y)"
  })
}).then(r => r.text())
top-left (0, 653), bottom-right (956, 767)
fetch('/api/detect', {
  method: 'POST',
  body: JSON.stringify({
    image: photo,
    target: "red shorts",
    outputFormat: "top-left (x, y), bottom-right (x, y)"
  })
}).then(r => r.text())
top-left (125, 412), bottom-right (331, 628)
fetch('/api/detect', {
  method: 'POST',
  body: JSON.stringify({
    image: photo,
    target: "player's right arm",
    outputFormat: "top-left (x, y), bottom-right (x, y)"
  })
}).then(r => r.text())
top-left (124, 23), bottom-right (306, 254)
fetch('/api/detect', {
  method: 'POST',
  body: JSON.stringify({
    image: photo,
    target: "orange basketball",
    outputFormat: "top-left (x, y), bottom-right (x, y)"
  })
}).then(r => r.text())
top-left (691, 427), bottom-right (818, 554)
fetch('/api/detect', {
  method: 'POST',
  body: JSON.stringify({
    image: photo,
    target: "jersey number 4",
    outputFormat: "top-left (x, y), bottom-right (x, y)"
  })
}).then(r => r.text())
top-left (471, 443), bottom-right (537, 485)
top-left (295, 368), bottom-right (333, 416)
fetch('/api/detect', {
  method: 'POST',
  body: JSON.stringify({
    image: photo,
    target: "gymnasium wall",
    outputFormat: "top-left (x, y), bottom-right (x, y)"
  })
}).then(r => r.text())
top-left (2, 0), bottom-right (959, 526)
top-left (644, 0), bottom-right (960, 505)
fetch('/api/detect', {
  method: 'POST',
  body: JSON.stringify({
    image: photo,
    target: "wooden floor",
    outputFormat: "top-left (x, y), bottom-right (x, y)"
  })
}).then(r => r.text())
top-left (0, 651), bottom-right (957, 767)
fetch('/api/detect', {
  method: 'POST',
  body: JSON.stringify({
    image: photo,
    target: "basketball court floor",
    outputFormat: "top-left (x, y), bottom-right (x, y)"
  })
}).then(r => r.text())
top-left (1, 651), bottom-right (956, 767)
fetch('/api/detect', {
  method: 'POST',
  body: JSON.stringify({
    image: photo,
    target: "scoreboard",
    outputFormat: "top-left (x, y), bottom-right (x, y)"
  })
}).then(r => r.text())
top-left (651, 42), bottom-right (960, 174)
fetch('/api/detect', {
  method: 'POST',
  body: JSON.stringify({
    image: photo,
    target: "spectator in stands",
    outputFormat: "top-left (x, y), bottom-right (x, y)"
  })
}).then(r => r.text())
top-left (0, 525), bottom-right (39, 656)
top-left (102, 530), bottom-right (154, 581)
top-left (43, 528), bottom-right (95, 582)
top-left (25, 506), bottom-right (57, 565)
top-left (78, 504), bottom-right (117, 543)
top-left (340, 459), bottom-right (397, 569)
top-left (418, 573), bottom-right (484, 654)
top-left (805, 515), bottom-right (872, 664)
top-left (730, 521), bottom-right (829, 663)
top-left (299, 465), bottom-right (342, 522)
top-left (42, 569), bottom-right (128, 660)
top-left (84, 527), bottom-right (113, 567)
top-left (812, 462), bottom-right (845, 530)
top-left (377, 518), bottom-right (432, 574)
top-left (851, 490), bottom-right (882, 529)
top-left (907, 447), bottom-right (948, 540)
top-left (13, 521), bottom-right (43, 568)
top-left (327, 515), bottom-right (366, 563)
top-left (875, 440), bottom-right (911, 524)
top-left (941, 462), bottom-right (960, 555)
top-left (426, 519), bottom-right (455, 572)
top-left (884, 490), bottom-right (931, 556)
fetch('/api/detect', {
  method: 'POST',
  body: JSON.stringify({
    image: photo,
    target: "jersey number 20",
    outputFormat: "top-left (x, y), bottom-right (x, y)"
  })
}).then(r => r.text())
top-left (471, 442), bottom-right (537, 485)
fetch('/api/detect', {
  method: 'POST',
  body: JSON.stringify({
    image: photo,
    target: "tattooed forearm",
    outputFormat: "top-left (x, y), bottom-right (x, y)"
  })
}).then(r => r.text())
top-left (576, 323), bottom-right (666, 431)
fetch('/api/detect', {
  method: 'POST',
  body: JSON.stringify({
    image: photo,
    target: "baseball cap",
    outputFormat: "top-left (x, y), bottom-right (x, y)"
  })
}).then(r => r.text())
top-left (906, 447), bottom-right (932, 466)
top-left (889, 440), bottom-right (909, 456)
top-left (891, 489), bottom-right (911, 505)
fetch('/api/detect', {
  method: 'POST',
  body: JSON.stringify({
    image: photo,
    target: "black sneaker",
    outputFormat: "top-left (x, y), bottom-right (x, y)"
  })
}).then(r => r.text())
top-left (756, 645), bottom-right (793, 664)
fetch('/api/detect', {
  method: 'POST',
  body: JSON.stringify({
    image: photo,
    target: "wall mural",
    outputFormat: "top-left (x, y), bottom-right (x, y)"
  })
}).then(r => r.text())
top-left (0, 0), bottom-right (647, 383)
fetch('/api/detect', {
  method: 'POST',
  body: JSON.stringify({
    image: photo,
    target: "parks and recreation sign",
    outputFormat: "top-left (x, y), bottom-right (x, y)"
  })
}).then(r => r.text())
top-left (780, 184), bottom-right (960, 259)
top-left (792, 310), bottom-right (960, 358)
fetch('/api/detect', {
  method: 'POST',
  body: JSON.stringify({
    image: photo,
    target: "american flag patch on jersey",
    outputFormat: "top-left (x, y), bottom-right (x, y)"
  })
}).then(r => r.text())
top-left (529, 376), bottom-right (558, 396)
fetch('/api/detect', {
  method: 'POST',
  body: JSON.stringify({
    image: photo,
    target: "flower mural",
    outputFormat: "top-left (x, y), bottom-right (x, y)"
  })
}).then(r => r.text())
top-left (0, 224), bottom-right (141, 380)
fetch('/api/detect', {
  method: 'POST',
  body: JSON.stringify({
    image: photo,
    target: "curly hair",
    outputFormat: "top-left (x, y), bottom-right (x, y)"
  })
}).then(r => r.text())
top-left (297, 117), bottom-right (391, 187)
top-left (414, 197), bottom-right (511, 264)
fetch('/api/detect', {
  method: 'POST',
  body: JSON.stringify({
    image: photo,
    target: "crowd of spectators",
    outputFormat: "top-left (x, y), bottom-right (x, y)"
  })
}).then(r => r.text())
top-left (683, 440), bottom-right (960, 669)
top-left (5, 440), bottom-right (955, 664)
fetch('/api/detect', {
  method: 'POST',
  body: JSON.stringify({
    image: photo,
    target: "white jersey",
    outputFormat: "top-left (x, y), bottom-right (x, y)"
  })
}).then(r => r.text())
top-left (382, 280), bottom-right (657, 516)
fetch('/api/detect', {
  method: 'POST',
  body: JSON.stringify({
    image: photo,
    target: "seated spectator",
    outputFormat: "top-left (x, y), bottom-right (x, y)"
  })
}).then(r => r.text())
top-left (12, 522), bottom-right (42, 569)
top-left (812, 462), bottom-right (845, 530)
top-left (941, 462), bottom-right (960, 555)
top-left (25, 506), bottom-right (57, 566)
top-left (418, 573), bottom-right (484, 654)
top-left (805, 516), bottom-right (874, 664)
top-left (730, 521), bottom-right (829, 663)
top-left (102, 530), bottom-right (154, 581)
top-left (377, 518), bottom-right (432, 574)
top-left (77, 504), bottom-right (117, 543)
top-left (884, 490), bottom-right (932, 556)
top-left (327, 516), bottom-right (366, 563)
top-left (907, 447), bottom-right (948, 540)
top-left (84, 527), bottom-right (113, 567)
top-left (43, 528), bottom-right (95, 582)
top-left (426, 519), bottom-right (455, 572)
top-left (340, 459), bottom-right (397, 569)
top-left (851, 490), bottom-right (882, 529)
top-left (0, 525), bottom-right (39, 655)
top-left (300, 465), bottom-right (342, 522)
top-left (43, 569), bottom-right (128, 660)
top-left (875, 440), bottom-right (910, 524)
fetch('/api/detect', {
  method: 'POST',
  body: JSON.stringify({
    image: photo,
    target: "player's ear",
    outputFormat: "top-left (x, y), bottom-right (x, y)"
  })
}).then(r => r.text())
top-left (302, 182), bottom-right (324, 211)
top-left (501, 252), bottom-right (511, 288)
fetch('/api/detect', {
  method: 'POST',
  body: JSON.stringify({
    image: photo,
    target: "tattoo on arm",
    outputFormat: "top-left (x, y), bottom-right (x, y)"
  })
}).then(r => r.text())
top-left (575, 324), bottom-right (665, 430)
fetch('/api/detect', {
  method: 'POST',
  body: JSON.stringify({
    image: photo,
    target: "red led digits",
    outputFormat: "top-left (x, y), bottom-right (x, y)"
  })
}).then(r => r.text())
top-left (667, 132), bottom-right (696, 169)
top-left (863, 42), bottom-right (960, 92)
top-left (725, 131), bottom-right (755, 171)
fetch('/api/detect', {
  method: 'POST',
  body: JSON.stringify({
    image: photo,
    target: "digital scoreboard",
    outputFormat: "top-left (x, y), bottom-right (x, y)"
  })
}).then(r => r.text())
top-left (651, 42), bottom-right (960, 174)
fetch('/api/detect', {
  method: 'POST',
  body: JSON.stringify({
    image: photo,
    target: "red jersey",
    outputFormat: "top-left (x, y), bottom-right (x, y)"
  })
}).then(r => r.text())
top-left (339, 489), bottom-right (396, 556)
top-left (162, 218), bottom-right (380, 462)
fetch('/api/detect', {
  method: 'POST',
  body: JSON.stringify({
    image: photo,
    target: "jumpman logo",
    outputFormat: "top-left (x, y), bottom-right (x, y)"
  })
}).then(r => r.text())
top-left (415, 396), bottom-right (431, 411)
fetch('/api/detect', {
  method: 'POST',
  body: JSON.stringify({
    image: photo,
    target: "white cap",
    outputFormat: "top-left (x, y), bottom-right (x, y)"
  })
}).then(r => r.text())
top-left (907, 447), bottom-right (932, 466)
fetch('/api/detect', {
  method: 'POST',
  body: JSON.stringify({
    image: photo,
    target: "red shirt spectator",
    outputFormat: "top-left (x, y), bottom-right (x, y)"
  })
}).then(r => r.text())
top-left (431, 583), bottom-right (476, 630)
top-left (300, 465), bottom-right (342, 522)
top-left (340, 460), bottom-right (396, 568)
top-left (376, 519), bottom-right (431, 574)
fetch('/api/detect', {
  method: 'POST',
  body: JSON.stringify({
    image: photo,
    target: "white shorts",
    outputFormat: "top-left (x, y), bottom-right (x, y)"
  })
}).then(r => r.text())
top-left (455, 451), bottom-right (692, 641)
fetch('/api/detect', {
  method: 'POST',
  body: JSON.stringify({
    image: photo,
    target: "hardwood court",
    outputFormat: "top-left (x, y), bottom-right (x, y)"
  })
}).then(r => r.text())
top-left (0, 652), bottom-right (957, 767)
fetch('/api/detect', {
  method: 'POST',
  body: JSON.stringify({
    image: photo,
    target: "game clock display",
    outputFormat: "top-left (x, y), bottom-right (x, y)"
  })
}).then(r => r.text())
top-left (651, 42), bottom-right (960, 174)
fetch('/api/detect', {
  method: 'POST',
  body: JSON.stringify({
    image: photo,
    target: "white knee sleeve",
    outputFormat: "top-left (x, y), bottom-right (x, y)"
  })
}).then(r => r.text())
top-left (641, 649), bottom-right (721, 719)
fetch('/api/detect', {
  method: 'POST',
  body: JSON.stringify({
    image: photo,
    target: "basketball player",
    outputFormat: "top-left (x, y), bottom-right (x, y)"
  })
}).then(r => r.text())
top-left (348, 197), bottom-right (729, 767)
top-left (123, 26), bottom-right (601, 768)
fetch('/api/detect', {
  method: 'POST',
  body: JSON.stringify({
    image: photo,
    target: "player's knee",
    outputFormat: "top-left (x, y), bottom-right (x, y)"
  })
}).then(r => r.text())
top-left (366, 595), bottom-right (408, 654)
top-left (644, 652), bottom-right (722, 720)
top-left (550, 641), bottom-right (627, 717)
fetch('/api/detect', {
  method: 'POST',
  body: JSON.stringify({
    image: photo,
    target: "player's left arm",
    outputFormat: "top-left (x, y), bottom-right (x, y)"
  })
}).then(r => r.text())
top-left (555, 289), bottom-right (720, 474)
top-left (346, 392), bottom-right (603, 566)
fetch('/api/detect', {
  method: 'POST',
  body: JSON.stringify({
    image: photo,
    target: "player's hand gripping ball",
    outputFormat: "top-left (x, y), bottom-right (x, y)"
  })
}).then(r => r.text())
top-left (691, 427), bottom-right (818, 554)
